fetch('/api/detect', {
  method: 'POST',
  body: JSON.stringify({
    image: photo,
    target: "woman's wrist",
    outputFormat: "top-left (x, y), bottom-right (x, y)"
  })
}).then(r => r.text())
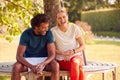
top-left (72, 49), bottom-right (75, 54)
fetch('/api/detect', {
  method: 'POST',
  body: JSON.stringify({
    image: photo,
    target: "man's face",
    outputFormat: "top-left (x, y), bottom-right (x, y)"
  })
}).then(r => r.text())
top-left (34, 22), bottom-right (49, 36)
top-left (57, 12), bottom-right (68, 26)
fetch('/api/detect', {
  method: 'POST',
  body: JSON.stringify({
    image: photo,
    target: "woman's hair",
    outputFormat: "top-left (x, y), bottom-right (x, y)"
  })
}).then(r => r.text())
top-left (31, 14), bottom-right (50, 29)
top-left (56, 8), bottom-right (67, 15)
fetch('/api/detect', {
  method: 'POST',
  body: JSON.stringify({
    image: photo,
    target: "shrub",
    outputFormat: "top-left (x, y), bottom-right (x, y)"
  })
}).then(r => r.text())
top-left (75, 21), bottom-right (95, 44)
top-left (81, 8), bottom-right (120, 32)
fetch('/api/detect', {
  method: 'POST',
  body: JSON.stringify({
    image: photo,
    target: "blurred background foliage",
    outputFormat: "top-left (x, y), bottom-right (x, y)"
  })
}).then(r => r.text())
top-left (81, 8), bottom-right (120, 32)
top-left (64, 0), bottom-right (120, 21)
top-left (63, 0), bottom-right (120, 40)
top-left (0, 0), bottom-right (120, 42)
top-left (0, 0), bottom-right (44, 42)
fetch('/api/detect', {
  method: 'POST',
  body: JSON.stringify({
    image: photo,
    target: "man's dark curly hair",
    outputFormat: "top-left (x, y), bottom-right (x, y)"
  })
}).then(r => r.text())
top-left (31, 14), bottom-right (50, 29)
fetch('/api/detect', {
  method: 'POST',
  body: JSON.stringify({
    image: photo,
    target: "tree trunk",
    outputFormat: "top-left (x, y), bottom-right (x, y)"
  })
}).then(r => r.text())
top-left (43, 0), bottom-right (61, 80)
top-left (43, 0), bottom-right (61, 28)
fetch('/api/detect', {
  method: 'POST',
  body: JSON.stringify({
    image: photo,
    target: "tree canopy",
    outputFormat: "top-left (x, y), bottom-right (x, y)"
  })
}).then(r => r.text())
top-left (0, 0), bottom-right (44, 42)
top-left (0, 0), bottom-right (119, 42)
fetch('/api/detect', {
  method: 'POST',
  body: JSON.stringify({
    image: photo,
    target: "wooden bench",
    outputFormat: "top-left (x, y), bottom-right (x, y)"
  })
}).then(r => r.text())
top-left (0, 61), bottom-right (116, 80)
top-left (0, 51), bottom-right (117, 80)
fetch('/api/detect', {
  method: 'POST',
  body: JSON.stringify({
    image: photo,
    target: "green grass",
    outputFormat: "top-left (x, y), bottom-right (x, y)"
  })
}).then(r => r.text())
top-left (0, 37), bottom-right (120, 80)
top-left (86, 40), bottom-right (120, 80)
top-left (0, 76), bottom-right (10, 80)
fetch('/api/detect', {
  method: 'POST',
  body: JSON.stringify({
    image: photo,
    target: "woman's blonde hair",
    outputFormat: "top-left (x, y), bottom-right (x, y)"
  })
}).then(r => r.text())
top-left (57, 7), bottom-right (67, 14)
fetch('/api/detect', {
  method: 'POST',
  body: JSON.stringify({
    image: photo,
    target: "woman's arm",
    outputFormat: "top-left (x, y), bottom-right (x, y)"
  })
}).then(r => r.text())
top-left (74, 36), bottom-right (85, 54)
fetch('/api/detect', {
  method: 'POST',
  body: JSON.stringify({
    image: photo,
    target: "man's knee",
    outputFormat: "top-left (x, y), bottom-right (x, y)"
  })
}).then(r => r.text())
top-left (51, 60), bottom-right (59, 72)
top-left (12, 62), bottom-right (23, 72)
top-left (51, 60), bottom-right (59, 67)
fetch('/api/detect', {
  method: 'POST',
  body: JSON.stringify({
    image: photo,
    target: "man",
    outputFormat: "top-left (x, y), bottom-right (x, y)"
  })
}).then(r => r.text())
top-left (11, 14), bottom-right (59, 80)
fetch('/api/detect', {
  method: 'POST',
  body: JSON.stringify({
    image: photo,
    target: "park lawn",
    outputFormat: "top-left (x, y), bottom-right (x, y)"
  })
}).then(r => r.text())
top-left (0, 37), bottom-right (120, 80)
top-left (85, 40), bottom-right (120, 80)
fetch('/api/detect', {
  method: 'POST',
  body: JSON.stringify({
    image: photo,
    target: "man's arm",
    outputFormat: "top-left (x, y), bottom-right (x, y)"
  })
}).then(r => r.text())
top-left (36, 42), bottom-right (56, 67)
top-left (16, 45), bottom-right (37, 73)
top-left (44, 42), bottom-right (56, 65)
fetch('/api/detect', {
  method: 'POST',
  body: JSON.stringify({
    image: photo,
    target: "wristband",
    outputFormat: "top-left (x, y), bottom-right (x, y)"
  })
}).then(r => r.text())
top-left (72, 49), bottom-right (75, 53)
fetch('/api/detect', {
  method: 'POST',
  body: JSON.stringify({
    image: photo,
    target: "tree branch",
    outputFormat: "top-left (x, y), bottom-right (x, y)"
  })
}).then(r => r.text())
top-left (5, 0), bottom-right (32, 14)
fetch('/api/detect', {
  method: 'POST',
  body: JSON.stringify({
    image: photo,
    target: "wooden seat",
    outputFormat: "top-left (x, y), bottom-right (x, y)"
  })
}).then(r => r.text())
top-left (0, 51), bottom-right (117, 80)
top-left (0, 61), bottom-right (116, 80)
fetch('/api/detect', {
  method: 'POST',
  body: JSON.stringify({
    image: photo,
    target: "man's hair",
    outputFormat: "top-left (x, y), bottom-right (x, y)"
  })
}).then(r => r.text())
top-left (31, 14), bottom-right (50, 29)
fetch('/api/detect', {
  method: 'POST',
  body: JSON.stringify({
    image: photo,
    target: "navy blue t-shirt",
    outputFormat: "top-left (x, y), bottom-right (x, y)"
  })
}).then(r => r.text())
top-left (19, 28), bottom-right (53, 57)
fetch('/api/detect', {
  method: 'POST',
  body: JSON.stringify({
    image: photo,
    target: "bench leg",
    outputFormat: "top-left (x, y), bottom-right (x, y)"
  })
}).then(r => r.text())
top-left (102, 73), bottom-right (107, 80)
top-left (112, 68), bottom-right (116, 80)
top-left (60, 76), bottom-right (69, 80)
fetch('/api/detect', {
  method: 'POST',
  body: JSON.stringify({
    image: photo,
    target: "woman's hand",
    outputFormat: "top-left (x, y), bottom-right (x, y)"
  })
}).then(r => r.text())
top-left (64, 55), bottom-right (71, 61)
top-left (64, 49), bottom-right (73, 56)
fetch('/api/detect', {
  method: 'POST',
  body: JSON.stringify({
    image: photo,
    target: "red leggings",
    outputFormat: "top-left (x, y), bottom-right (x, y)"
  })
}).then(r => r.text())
top-left (57, 55), bottom-right (85, 80)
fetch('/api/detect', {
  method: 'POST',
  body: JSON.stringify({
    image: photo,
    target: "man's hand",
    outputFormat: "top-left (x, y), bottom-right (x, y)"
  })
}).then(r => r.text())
top-left (36, 62), bottom-right (45, 74)
top-left (30, 65), bottom-right (37, 74)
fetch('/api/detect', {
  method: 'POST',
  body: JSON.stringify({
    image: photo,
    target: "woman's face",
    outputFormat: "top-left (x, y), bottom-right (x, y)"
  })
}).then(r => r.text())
top-left (57, 12), bottom-right (68, 27)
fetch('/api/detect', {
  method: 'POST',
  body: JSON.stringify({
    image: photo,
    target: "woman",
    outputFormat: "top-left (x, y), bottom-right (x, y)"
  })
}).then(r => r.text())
top-left (51, 8), bottom-right (85, 80)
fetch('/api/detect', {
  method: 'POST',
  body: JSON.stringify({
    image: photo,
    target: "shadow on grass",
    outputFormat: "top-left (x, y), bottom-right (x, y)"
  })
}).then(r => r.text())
top-left (0, 76), bottom-right (10, 80)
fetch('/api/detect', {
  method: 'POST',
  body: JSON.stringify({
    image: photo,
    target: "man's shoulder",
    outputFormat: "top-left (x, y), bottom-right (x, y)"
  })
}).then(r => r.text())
top-left (22, 28), bottom-right (32, 35)
top-left (24, 28), bottom-right (32, 32)
top-left (46, 29), bottom-right (52, 34)
top-left (20, 28), bottom-right (32, 38)
top-left (45, 30), bottom-right (53, 37)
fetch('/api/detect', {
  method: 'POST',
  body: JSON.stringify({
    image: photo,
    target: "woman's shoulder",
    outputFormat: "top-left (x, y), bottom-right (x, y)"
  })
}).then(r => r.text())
top-left (51, 26), bottom-right (59, 31)
top-left (69, 22), bottom-right (78, 28)
top-left (68, 22), bottom-right (80, 31)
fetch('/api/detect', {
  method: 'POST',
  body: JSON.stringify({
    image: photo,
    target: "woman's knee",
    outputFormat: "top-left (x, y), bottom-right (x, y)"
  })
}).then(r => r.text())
top-left (70, 56), bottom-right (81, 64)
